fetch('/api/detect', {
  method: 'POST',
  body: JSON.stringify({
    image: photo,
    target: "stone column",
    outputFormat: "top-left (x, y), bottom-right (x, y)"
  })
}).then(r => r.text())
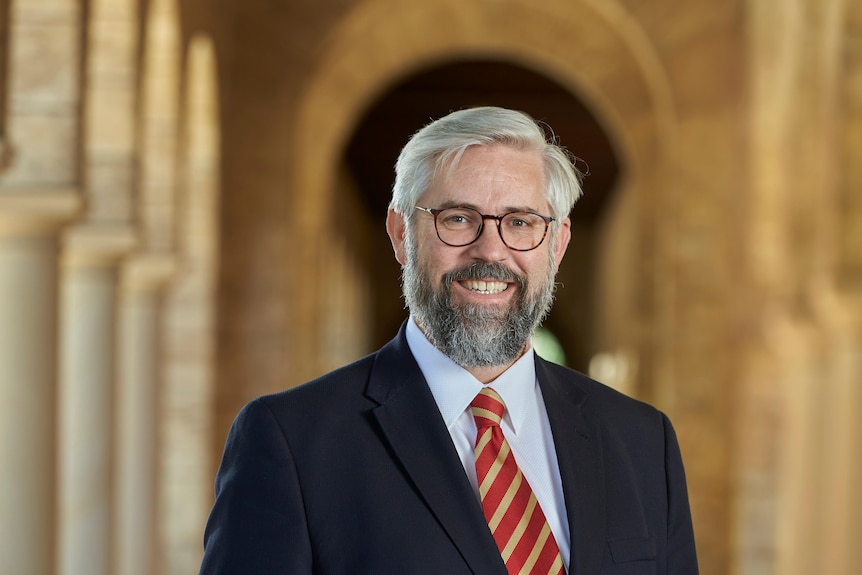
top-left (61, 0), bottom-right (141, 568)
top-left (1, 0), bottom-right (83, 570)
top-left (57, 227), bottom-right (135, 575)
top-left (0, 191), bottom-right (80, 575)
top-left (114, 254), bottom-right (174, 575)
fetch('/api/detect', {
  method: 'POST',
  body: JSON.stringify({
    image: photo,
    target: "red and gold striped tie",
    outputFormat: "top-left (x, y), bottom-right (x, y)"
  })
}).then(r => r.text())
top-left (471, 387), bottom-right (565, 575)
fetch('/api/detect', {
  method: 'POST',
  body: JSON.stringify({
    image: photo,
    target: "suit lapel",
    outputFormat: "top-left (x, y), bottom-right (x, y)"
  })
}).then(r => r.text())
top-left (366, 327), bottom-right (506, 575)
top-left (537, 358), bottom-right (606, 575)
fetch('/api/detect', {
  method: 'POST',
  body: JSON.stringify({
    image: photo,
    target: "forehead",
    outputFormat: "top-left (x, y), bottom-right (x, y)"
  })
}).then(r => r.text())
top-left (425, 144), bottom-right (547, 210)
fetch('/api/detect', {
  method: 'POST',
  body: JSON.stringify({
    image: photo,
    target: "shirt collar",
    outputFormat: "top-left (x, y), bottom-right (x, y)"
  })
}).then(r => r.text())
top-left (405, 315), bottom-right (537, 434)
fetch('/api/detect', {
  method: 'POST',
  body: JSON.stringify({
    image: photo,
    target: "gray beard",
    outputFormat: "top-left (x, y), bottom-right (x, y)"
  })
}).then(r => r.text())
top-left (401, 233), bottom-right (557, 368)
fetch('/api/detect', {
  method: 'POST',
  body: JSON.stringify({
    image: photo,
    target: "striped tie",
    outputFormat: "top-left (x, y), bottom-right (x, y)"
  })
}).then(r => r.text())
top-left (471, 387), bottom-right (565, 575)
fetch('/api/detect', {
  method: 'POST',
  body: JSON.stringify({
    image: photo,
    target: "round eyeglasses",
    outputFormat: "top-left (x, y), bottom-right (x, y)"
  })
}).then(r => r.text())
top-left (414, 206), bottom-right (555, 252)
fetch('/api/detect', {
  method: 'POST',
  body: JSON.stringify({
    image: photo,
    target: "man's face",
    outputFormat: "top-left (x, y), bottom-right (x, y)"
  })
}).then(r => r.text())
top-left (387, 144), bottom-right (572, 368)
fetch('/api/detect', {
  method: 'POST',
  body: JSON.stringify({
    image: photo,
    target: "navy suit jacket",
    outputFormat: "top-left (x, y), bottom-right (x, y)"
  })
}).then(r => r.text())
top-left (200, 324), bottom-right (698, 574)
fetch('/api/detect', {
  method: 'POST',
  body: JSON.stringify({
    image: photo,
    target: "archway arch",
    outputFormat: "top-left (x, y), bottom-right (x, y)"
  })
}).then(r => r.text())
top-left (288, 0), bottom-right (675, 385)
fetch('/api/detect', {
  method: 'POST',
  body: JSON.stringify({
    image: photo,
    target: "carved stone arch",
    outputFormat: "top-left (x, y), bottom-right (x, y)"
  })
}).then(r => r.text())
top-left (289, 0), bottom-right (675, 383)
top-left (292, 0), bottom-right (674, 218)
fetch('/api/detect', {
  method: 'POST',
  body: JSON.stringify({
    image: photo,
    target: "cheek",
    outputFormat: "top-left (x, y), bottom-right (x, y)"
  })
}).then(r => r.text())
top-left (416, 233), bottom-right (460, 270)
top-left (411, 239), bottom-right (447, 284)
top-left (521, 252), bottom-right (555, 287)
top-left (411, 225), bottom-right (439, 258)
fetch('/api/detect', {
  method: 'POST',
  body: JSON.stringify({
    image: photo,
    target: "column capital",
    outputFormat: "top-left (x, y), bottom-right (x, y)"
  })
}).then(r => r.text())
top-left (0, 188), bottom-right (82, 237)
top-left (121, 252), bottom-right (177, 294)
top-left (63, 224), bottom-right (138, 269)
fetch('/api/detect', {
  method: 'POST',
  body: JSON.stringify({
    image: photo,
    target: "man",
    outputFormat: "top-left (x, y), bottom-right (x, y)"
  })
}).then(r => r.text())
top-left (200, 107), bottom-right (699, 574)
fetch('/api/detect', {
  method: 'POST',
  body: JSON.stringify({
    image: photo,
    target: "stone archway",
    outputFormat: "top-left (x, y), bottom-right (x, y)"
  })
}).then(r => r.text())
top-left (281, 6), bottom-right (741, 562)
top-left (288, 0), bottom-right (675, 385)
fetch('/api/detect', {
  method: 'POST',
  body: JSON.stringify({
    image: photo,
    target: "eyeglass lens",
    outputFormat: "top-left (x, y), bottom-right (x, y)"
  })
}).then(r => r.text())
top-left (434, 207), bottom-right (548, 250)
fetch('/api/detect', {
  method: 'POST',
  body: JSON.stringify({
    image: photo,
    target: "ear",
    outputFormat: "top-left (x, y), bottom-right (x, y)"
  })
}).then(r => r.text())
top-left (386, 208), bottom-right (409, 266)
top-left (552, 217), bottom-right (572, 273)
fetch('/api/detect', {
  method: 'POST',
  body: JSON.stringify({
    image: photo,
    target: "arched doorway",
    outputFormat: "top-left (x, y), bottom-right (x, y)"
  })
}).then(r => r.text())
top-left (286, 0), bottom-right (672, 393)
top-left (343, 59), bottom-right (620, 373)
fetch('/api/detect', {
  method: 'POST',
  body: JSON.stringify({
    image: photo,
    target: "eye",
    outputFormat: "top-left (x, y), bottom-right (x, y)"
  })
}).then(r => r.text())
top-left (439, 208), bottom-right (479, 228)
top-left (504, 213), bottom-right (540, 230)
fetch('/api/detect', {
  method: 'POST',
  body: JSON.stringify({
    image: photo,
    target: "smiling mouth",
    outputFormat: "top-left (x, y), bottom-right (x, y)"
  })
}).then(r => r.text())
top-left (459, 280), bottom-right (509, 295)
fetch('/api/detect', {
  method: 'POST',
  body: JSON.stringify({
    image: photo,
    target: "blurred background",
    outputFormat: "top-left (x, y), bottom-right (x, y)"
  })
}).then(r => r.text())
top-left (0, 0), bottom-right (860, 574)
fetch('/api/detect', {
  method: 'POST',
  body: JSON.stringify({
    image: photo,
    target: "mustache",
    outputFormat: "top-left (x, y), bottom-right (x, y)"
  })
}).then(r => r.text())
top-left (441, 262), bottom-right (526, 291)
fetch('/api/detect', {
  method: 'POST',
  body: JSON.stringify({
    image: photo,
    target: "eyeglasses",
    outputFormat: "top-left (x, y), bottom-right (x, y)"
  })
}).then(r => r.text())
top-left (414, 206), bottom-right (555, 251)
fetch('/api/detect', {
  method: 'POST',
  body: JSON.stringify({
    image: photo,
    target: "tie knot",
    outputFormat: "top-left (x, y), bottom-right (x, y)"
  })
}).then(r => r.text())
top-left (470, 387), bottom-right (506, 428)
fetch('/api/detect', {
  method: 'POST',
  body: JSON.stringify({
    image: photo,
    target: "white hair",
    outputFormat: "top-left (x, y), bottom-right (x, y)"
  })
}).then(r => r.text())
top-left (389, 106), bottom-right (584, 223)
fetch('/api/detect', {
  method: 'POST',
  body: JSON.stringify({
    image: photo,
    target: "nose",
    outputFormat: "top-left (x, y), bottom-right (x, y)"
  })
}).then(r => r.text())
top-left (465, 218), bottom-right (508, 261)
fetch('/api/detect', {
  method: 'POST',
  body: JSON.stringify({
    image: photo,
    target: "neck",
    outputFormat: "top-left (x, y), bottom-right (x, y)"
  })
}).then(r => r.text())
top-left (465, 359), bottom-right (521, 384)
top-left (454, 342), bottom-right (531, 384)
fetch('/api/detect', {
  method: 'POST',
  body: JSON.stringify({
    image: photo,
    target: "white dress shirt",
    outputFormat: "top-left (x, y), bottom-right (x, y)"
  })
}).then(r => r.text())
top-left (405, 316), bottom-right (571, 569)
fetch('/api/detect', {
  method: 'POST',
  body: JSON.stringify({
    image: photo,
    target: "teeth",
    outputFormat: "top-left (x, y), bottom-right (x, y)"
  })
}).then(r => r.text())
top-left (461, 280), bottom-right (508, 294)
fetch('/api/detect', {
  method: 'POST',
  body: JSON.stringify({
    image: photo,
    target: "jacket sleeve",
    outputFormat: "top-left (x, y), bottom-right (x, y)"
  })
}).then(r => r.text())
top-left (199, 397), bottom-right (312, 574)
top-left (662, 413), bottom-right (699, 574)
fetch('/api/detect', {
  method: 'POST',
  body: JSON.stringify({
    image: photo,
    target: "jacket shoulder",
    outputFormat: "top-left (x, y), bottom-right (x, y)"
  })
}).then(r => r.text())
top-left (257, 351), bottom-right (379, 411)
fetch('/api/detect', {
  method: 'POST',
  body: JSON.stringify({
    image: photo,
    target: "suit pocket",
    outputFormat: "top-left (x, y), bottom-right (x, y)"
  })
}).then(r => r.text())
top-left (608, 536), bottom-right (656, 563)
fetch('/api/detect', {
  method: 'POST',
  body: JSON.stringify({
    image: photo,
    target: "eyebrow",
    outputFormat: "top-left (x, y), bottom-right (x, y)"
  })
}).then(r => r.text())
top-left (435, 200), bottom-right (545, 214)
